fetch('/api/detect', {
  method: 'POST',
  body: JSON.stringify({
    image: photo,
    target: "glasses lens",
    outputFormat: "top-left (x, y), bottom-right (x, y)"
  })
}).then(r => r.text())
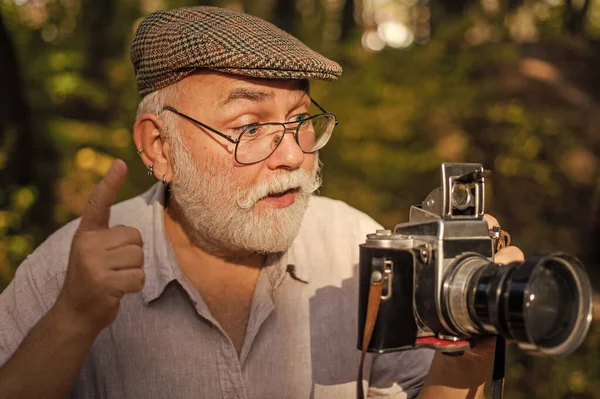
top-left (236, 125), bottom-right (284, 164)
top-left (235, 114), bottom-right (336, 164)
top-left (297, 114), bottom-right (335, 153)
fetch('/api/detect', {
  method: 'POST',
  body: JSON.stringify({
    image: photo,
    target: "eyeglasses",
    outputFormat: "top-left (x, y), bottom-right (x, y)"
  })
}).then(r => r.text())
top-left (161, 98), bottom-right (338, 165)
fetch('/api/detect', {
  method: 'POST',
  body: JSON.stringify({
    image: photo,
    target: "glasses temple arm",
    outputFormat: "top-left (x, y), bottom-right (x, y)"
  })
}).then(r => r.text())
top-left (161, 106), bottom-right (239, 144)
top-left (309, 97), bottom-right (328, 113)
top-left (309, 98), bottom-right (339, 126)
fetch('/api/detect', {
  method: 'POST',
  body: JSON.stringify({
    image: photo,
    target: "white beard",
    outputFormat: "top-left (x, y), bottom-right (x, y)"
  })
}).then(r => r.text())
top-left (167, 138), bottom-right (322, 257)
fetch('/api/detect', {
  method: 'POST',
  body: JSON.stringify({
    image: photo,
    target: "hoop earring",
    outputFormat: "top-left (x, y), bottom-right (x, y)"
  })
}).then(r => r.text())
top-left (162, 174), bottom-right (168, 186)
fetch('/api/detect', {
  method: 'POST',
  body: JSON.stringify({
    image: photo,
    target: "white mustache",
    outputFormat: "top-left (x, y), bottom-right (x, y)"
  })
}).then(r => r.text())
top-left (235, 168), bottom-right (321, 209)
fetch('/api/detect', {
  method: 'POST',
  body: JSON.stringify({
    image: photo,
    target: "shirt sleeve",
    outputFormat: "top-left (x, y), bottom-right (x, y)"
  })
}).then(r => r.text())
top-left (0, 257), bottom-right (49, 366)
top-left (367, 348), bottom-right (434, 399)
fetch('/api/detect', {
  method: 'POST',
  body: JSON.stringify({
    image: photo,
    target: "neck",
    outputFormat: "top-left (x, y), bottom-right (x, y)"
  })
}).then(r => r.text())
top-left (163, 197), bottom-right (266, 356)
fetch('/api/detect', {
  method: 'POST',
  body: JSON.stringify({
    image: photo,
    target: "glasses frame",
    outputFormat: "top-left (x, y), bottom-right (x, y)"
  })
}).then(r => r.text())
top-left (161, 97), bottom-right (338, 165)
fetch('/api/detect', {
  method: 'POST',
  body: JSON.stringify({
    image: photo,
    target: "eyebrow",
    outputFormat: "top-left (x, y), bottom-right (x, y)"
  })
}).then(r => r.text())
top-left (219, 88), bottom-right (274, 107)
top-left (218, 80), bottom-right (309, 108)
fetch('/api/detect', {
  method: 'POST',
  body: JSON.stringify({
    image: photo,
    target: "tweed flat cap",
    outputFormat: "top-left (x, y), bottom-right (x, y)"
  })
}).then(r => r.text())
top-left (131, 6), bottom-right (342, 97)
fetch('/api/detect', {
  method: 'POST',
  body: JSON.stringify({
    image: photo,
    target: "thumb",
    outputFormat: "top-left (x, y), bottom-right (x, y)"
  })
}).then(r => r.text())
top-left (495, 246), bottom-right (525, 265)
top-left (78, 159), bottom-right (128, 231)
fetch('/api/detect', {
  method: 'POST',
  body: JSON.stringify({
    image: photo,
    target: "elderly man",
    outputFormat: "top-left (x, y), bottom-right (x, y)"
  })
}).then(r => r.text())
top-left (0, 6), bottom-right (523, 399)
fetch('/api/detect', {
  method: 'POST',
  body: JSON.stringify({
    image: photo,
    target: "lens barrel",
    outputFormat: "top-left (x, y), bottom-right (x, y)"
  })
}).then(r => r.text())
top-left (445, 253), bottom-right (593, 356)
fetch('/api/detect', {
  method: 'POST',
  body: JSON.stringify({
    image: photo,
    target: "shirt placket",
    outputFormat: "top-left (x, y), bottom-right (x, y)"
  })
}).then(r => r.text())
top-left (217, 340), bottom-right (248, 399)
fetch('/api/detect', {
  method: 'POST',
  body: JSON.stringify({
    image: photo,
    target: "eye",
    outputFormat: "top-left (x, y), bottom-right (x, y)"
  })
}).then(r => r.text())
top-left (243, 124), bottom-right (262, 136)
top-left (293, 113), bottom-right (309, 123)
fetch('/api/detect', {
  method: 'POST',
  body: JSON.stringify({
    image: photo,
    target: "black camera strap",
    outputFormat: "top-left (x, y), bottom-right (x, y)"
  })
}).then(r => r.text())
top-left (490, 336), bottom-right (506, 399)
top-left (490, 229), bottom-right (509, 399)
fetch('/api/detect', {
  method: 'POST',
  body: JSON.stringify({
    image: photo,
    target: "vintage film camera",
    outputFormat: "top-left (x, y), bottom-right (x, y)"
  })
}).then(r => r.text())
top-left (358, 163), bottom-right (593, 356)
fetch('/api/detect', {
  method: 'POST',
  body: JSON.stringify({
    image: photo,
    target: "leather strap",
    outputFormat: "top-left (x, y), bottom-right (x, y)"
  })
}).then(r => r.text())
top-left (356, 228), bottom-right (510, 399)
top-left (495, 229), bottom-right (511, 252)
top-left (357, 276), bottom-right (383, 399)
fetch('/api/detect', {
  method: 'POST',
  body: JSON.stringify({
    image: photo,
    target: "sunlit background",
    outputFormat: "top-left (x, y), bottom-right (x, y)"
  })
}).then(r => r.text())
top-left (1, 0), bottom-right (600, 397)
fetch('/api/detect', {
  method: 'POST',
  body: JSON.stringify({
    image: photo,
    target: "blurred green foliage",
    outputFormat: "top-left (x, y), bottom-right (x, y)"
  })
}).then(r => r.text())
top-left (1, 0), bottom-right (599, 397)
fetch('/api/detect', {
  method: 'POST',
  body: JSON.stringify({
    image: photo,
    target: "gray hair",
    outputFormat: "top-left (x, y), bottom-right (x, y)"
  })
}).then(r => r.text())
top-left (135, 84), bottom-right (185, 144)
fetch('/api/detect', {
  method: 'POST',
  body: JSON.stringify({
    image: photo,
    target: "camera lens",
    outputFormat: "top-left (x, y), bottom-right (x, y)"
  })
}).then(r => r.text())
top-left (445, 253), bottom-right (593, 356)
top-left (525, 268), bottom-right (566, 343)
top-left (503, 254), bottom-right (592, 355)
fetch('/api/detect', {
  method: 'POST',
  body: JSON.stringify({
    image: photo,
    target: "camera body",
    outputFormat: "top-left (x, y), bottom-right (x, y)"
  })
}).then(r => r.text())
top-left (358, 163), bottom-right (593, 356)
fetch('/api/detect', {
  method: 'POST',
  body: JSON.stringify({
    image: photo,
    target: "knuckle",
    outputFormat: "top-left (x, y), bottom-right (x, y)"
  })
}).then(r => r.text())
top-left (111, 225), bottom-right (143, 245)
top-left (110, 224), bottom-right (127, 234)
top-left (133, 246), bottom-right (144, 264)
top-left (130, 228), bottom-right (143, 244)
top-left (136, 270), bottom-right (146, 290)
top-left (495, 246), bottom-right (525, 264)
top-left (126, 269), bottom-right (145, 292)
top-left (483, 214), bottom-right (500, 227)
top-left (509, 246), bottom-right (525, 260)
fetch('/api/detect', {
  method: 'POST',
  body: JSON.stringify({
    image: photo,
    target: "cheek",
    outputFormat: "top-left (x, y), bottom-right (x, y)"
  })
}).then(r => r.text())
top-left (232, 162), bottom-right (264, 186)
top-left (182, 124), bottom-right (236, 159)
top-left (177, 133), bottom-right (232, 175)
top-left (301, 153), bottom-right (317, 173)
top-left (179, 130), bottom-right (206, 155)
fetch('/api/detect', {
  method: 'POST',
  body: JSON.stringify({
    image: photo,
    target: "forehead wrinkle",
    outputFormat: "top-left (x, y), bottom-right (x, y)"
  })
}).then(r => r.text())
top-left (219, 88), bottom-right (274, 108)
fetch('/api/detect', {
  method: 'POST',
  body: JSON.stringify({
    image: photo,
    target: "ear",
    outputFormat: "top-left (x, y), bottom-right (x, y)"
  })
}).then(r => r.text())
top-left (133, 113), bottom-right (173, 184)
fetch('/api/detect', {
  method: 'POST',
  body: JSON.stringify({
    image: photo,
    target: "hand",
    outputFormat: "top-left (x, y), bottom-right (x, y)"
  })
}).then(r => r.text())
top-left (53, 160), bottom-right (145, 336)
top-left (459, 215), bottom-right (524, 362)
top-left (419, 215), bottom-right (525, 398)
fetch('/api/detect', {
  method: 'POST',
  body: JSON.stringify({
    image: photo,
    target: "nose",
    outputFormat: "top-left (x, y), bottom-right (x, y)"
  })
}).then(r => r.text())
top-left (265, 129), bottom-right (304, 170)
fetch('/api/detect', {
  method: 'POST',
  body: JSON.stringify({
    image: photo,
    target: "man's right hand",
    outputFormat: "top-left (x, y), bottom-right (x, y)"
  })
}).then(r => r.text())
top-left (54, 159), bottom-right (145, 336)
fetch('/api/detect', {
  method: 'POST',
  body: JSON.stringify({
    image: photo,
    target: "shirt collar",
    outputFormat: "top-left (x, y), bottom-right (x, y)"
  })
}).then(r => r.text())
top-left (141, 184), bottom-right (178, 304)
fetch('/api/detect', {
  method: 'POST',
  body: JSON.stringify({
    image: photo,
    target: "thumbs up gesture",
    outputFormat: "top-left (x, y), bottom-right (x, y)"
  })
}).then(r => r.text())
top-left (54, 160), bottom-right (145, 336)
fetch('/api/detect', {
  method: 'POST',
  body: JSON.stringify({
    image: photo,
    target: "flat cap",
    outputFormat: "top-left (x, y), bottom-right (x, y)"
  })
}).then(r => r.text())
top-left (131, 6), bottom-right (342, 97)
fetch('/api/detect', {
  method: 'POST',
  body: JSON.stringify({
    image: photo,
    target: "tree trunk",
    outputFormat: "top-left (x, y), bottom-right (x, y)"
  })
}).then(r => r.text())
top-left (0, 9), bottom-right (57, 254)
top-left (273, 0), bottom-right (296, 34)
top-left (439, 0), bottom-right (470, 16)
top-left (0, 10), bottom-right (33, 188)
top-left (340, 0), bottom-right (355, 42)
top-left (564, 0), bottom-right (590, 35)
top-left (82, 0), bottom-right (118, 84)
top-left (430, 0), bottom-right (470, 35)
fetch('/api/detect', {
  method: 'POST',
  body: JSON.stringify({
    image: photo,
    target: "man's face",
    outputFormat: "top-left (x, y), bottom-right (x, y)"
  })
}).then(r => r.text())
top-left (165, 71), bottom-right (322, 256)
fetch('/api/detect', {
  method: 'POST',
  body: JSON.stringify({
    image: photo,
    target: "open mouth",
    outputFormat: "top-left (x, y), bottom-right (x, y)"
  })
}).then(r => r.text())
top-left (267, 187), bottom-right (300, 198)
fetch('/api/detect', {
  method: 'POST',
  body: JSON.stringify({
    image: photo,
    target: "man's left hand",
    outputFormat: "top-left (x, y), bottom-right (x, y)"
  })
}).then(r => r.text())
top-left (461, 214), bottom-right (524, 362)
top-left (417, 214), bottom-right (524, 399)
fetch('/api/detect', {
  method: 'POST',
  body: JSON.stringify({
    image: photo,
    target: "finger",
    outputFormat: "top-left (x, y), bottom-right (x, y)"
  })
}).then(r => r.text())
top-left (102, 225), bottom-right (143, 249)
top-left (106, 245), bottom-right (144, 270)
top-left (483, 214), bottom-right (499, 231)
top-left (109, 268), bottom-right (145, 296)
top-left (79, 160), bottom-right (128, 232)
top-left (495, 246), bottom-right (525, 265)
top-left (466, 336), bottom-right (497, 358)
